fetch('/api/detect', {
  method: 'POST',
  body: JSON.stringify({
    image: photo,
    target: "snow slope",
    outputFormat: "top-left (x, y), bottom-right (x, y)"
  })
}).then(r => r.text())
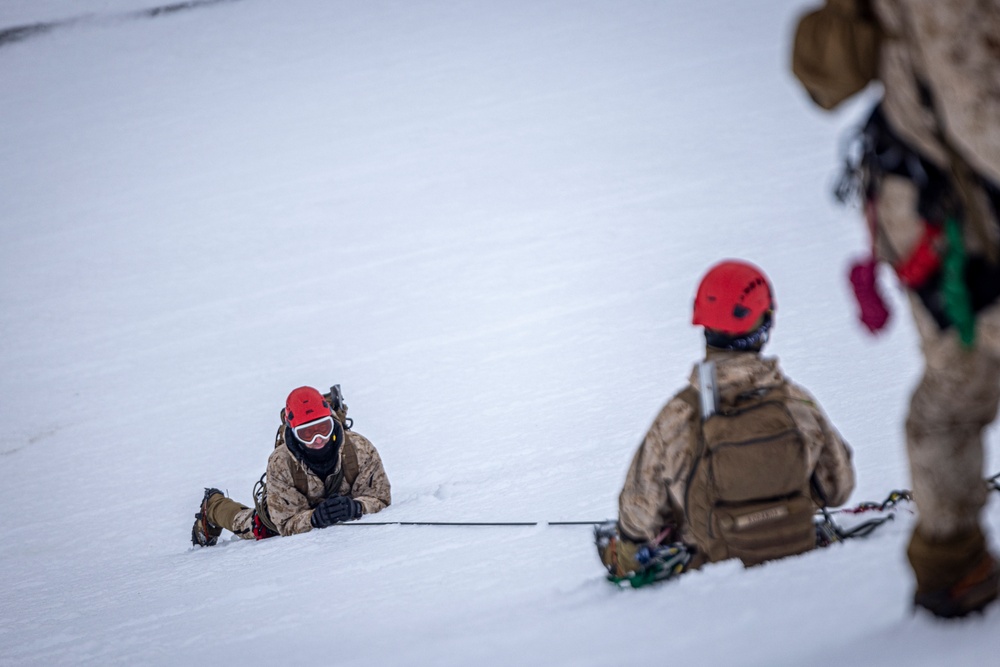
top-left (1, 1), bottom-right (997, 664)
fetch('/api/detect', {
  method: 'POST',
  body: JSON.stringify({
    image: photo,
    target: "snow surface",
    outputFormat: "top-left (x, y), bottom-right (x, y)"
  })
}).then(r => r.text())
top-left (1, 0), bottom-right (998, 664)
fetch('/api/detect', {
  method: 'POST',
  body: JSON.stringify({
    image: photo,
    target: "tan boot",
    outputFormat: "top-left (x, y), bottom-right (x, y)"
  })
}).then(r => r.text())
top-left (908, 526), bottom-right (999, 618)
top-left (595, 521), bottom-right (643, 577)
top-left (191, 488), bottom-right (225, 547)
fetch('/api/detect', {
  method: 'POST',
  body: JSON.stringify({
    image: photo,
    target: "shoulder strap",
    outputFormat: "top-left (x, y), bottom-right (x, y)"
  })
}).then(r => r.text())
top-left (342, 437), bottom-right (360, 488)
top-left (678, 385), bottom-right (706, 531)
top-left (272, 424), bottom-right (328, 494)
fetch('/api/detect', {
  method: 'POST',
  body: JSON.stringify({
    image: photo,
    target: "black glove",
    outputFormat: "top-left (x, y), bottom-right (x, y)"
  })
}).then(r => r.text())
top-left (310, 495), bottom-right (362, 528)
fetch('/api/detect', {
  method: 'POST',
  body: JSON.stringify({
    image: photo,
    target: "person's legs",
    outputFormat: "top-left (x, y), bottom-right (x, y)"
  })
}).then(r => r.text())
top-left (905, 298), bottom-right (1000, 616)
top-left (192, 488), bottom-right (255, 546)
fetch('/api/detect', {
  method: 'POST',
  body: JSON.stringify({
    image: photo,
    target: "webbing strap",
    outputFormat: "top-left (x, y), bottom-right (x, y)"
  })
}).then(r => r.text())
top-left (252, 473), bottom-right (280, 534)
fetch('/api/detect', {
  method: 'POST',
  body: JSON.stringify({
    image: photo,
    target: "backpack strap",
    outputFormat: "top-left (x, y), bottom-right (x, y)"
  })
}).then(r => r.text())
top-left (342, 436), bottom-right (360, 488)
top-left (677, 385), bottom-right (705, 536)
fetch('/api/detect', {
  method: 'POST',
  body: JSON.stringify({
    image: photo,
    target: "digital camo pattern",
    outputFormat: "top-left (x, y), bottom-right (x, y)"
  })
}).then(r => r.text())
top-left (617, 350), bottom-right (855, 546)
top-left (871, 0), bottom-right (1000, 541)
top-left (266, 429), bottom-right (391, 536)
top-left (874, 0), bottom-right (1000, 186)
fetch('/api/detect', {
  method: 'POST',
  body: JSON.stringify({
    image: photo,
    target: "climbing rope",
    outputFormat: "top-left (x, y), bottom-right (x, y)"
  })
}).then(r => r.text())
top-left (814, 489), bottom-right (912, 546)
top-left (329, 474), bottom-right (1000, 539)
top-left (816, 474), bottom-right (1000, 547)
top-left (335, 520), bottom-right (603, 527)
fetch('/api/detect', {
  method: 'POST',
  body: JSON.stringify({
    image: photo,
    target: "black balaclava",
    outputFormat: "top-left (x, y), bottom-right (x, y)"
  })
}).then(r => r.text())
top-left (705, 312), bottom-right (772, 352)
top-left (284, 420), bottom-right (344, 479)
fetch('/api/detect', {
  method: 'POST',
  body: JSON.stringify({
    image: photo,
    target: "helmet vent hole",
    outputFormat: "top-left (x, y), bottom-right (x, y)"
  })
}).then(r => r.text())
top-left (732, 305), bottom-right (751, 319)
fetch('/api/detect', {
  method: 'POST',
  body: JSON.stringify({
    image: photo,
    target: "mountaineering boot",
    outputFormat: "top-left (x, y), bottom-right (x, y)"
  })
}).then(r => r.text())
top-left (595, 521), bottom-right (642, 577)
top-left (908, 526), bottom-right (1000, 618)
top-left (192, 487), bottom-right (224, 547)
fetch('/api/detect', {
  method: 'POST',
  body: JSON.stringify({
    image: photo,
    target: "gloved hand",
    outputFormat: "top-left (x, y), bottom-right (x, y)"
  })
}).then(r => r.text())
top-left (310, 494), bottom-right (363, 528)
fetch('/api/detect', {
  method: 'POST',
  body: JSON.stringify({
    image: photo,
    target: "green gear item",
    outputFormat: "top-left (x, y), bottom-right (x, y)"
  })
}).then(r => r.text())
top-left (942, 217), bottom-right (976, 347)
top-left (608, 565), bottom-right (665, 588)
top-left (607, 544), bottom-right (692, 589)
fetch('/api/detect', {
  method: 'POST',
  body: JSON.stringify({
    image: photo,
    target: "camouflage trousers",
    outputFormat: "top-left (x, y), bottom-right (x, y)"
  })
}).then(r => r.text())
top-left (905, 294), bottom-right (1000, 541)
top-left (205, 493), bottom-right (257, 541)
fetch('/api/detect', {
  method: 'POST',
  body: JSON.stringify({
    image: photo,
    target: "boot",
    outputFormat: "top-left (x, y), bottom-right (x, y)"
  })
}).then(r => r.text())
top-left (191, 488), bottom-right (224, 547)
top-left (908, 526), bottom-right (999, 618)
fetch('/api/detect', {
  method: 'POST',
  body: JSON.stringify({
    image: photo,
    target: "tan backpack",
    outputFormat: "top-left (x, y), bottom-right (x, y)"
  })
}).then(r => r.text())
top-left (681, 380), bottom-right (818, 566)
top-left (791, 0), bottom-right (882, 110)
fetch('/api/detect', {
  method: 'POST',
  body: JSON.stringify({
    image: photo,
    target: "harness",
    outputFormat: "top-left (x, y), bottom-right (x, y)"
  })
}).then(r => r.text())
top-left (837, 102), bottom-right (1000, 344)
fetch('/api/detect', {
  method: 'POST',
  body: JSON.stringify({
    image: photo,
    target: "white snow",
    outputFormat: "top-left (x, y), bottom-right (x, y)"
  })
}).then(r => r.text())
top-left (1, 0), bottom-right (997, 665)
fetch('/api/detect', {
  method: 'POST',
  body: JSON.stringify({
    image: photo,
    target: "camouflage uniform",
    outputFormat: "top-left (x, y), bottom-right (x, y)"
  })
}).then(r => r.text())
top-left (794, 0), bottom-right (1000, 610)
top-left (867, 0), bottom-right (1000, 610)
top-left (870, 0), bottom-right (1000, 546)
top-left (205, 428), bottom-right (391, 539)
top-left (617, 349), bottom-right (855, 555)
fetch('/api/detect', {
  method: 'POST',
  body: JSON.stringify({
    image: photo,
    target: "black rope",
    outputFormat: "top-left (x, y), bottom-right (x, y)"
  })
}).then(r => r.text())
top-left (333, 473), bottom-right (999, 531)
top-left (817, 474), bottom-right (1000, 545)
top-left (816, 488), bottom-right (914, 545)
top-left (826, 489), bottom-right (913, 515)
top-left (337, 520), bottom-right (604, 527)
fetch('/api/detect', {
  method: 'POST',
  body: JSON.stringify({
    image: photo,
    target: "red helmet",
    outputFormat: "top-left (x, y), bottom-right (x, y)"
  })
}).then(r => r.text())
top-left (692, 260), bottom-right (775, 335)
top-left (285, 386), bottom-right (332, 428)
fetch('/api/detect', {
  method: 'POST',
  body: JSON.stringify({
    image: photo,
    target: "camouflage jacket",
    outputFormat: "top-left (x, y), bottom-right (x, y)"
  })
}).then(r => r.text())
top-left (867, 0), bottom-right (1000, 351)
top-left (874, 0), bottom-right (1000, 189)
top-left (617, 350), bottom-right (855, 545)
top-left (265, 427), bottom-right (391, 536)
top-left (865, 0), bottom-right (1000, 268)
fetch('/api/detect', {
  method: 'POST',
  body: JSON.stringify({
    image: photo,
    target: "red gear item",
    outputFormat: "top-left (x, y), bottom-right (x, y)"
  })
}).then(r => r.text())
top-left (285, 386), bottom-right (332, 428)
top-left (692, 260), bottom-right (775, 335)
top-left (849, 256), bottom-right (891, 333)
top-left (252, 512), bottom-right (278, 540)
top-left (895, 224), bottom-right (942, 288)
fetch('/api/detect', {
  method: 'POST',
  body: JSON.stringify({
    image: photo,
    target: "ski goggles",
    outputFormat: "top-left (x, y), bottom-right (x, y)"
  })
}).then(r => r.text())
top-left (292, 415), bottom-right (335, 446)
